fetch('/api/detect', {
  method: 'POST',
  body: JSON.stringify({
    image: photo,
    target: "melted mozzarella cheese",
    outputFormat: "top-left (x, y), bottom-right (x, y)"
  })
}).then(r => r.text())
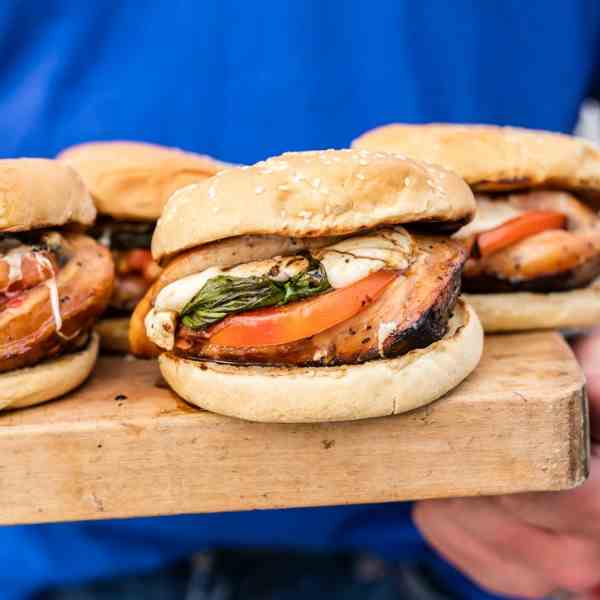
top-left (35, 253), bottom-right (63, 334)
top-left (155, 267), bottom-right (223, 313)
top-left (454, 197), bottom-right (524, 240)
top-left (316, 227), bottom-right (413, 289)
top-left (3, 245), bottom-right (33, 287)
top-left (145, 309), bottom-right (177, 350)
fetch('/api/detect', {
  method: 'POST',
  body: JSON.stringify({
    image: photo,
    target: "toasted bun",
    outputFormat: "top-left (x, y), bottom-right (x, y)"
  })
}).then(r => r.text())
top-left (158, 300), bottom-right (482, 423)
top-left (0, 333), bottom-right (99, 412)
top-left (465, 280), bottom-right (600, 332)
top-left (353, 124), bottom-right (600, 196)
top-left (0, 158), bottom-right (96, 232)
top-left (57, 141), bottom-right (227, 221)
top-left (96, 317), bottom-right (130, 353)
top-left (152, 149), bottom-right (475, 261)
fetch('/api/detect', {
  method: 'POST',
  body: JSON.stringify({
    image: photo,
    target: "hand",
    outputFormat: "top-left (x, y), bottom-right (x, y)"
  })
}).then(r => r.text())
top-left (412, 329), bottom-right (600, 599)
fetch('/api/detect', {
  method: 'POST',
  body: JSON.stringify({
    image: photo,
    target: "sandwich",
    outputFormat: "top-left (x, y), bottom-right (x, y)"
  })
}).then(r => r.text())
top-left (0, 159), bottom-right (113, 411)
top-left (353, 124), bottom-right (600, 332)
top-left (129, 149), bottom-right (483, 423)
top-left (57, 141), bottom-right (225, 351)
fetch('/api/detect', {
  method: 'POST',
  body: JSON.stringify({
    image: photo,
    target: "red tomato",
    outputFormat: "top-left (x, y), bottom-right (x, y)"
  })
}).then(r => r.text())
top-left (476, 211), bottom-right (566, 257)
top-left (208, 270), bottom-right (398, 347)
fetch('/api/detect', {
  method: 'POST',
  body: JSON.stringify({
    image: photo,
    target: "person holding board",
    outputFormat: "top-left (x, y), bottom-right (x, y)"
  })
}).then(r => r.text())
top-left (2, 2), bottom-right (600, 598)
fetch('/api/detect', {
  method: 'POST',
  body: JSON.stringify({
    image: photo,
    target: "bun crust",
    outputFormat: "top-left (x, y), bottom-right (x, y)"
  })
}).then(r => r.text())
top-left (465, 280), bottom-right (600, 332)
top-left (58, 141), bottom-right (227, 221)
top-left (152, 149), bottom-right (475, 261)
top-left (96, 317), bottom-right (131, 353)
top-left (158, 300), bottom-right (482, 423)
top-left (0, 333), bottom-right (99, 411)
top-left (353, 124), bottom-right (600, 195)
top-left (0, 158), bottom-right (96, 232)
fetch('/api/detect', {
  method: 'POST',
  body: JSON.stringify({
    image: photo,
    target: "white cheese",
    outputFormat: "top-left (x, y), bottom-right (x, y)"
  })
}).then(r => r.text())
top-left (454, 197), bottom-right (524, 240)
top-left (377, 320), bottom-right (398, 357)
top-left (46, 276), bottom-right (63, 333)
top-left (145, 309), bottom-right (177, 350)
top-left (34, 253), bottom-right (63, 334)
top-left (316, 227), bottom-right (413, 289)
top-left (3, 245), bottom-right (33, 287)
top-left (155, 267), bottom-right (223, 313)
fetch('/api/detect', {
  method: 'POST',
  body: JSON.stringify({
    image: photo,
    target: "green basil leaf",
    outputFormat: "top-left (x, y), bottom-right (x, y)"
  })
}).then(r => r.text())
top-left (180, 255), bottom-right (330, 330)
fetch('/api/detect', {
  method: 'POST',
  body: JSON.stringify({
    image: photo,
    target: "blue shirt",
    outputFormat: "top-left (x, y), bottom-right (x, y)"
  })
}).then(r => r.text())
top-left (1, 2), bottom-right (600, 599)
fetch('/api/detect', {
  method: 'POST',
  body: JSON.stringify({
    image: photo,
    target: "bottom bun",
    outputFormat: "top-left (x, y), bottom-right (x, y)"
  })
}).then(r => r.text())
top-left (465, 279), bottom-right (600, 333)
top-left (159, 300), bottom-right (483, 423)
top-left (96, 317), bottom-right (131, 353)
top-left (0, 332), bottom-right (99, 412)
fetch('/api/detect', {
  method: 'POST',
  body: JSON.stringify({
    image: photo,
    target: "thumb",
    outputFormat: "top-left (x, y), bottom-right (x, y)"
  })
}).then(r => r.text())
top-left (572, 328), bottom-right (600, 442)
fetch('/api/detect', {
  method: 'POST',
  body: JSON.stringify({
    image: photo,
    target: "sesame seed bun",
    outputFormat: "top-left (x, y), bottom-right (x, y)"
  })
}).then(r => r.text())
top-left (57, 141), bottom-right (228, 221)
top-left (0, 333), bottom-right (99, 412)
top-left (0, 158), bottom-right (95, 233)
top-left (352, 124), bottom-right (600, 197)
top-left (158, 300), bottom-right (482, 423)
top-left (151, 149), bottom-right (475, 262)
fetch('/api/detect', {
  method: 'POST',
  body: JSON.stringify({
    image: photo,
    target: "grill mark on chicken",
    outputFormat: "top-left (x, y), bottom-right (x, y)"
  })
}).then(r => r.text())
top-left (173, 235), bottom-right (466, 367)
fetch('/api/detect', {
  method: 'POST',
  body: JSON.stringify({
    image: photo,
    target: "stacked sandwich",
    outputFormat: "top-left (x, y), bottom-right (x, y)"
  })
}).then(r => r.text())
top-left (58, 141), bottom-right (225, 351)
top-left (0, 159), bottom-right (113, 411)
top-left (354, 124), bottom-right (600, 332)
top-left (130, 149), bottom-right (483, 422)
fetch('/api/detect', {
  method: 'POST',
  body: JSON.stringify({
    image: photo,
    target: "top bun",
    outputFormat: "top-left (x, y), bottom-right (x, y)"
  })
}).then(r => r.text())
top-left (0, 158), bottom-right (96, 233)
top-left (152, 149), bottom-right (475, 261)
top-left (353, 124), bottom-right (600, 195)
top-left (57, 141), bottom-right (227, 221)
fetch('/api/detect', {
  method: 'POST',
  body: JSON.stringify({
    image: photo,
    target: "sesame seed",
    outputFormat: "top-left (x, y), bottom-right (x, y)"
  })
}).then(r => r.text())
top-left (359, 158), bottom-right (369, 166)
top-left (356, 173), bottom-right (366, 180)
top-left (312, 178), bottom-right (321, 189)
top-left (255, 186), bottom-right (265, 194)
top-left (404, 176), bottom-right (414, 186)
top-left (278, 184), bottom-right (290, 191)
top-left (208, 185), bottom-right (217, 200)
top-left (298, 210), bottom-right (312, 218)
top-left (211, 206), bottom-right (219, 213)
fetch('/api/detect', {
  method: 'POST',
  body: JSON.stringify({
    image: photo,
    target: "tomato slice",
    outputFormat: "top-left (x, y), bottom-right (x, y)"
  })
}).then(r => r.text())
top-left (208, 269), bottom-right (398, 347)
top-left (476, 211), bottom-right (566, 258)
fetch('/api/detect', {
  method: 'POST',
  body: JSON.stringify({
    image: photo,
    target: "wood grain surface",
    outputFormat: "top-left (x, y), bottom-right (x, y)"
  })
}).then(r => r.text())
top-left (0, 331), bottom-right (589, 525)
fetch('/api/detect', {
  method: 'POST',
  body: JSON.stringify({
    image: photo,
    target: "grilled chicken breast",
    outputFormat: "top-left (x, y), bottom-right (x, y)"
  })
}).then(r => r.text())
top-left (0, 233), bottom-right (114, 372)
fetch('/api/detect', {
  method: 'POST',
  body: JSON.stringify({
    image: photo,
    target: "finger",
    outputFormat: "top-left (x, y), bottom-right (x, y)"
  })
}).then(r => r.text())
top-left (572, 330), bottom-right (600, 441)
top-left (416, 497), bottom-right (600, 595)
top-left (498, 451), bottom-right (600, 537)
top-left (413, 499), bottom-right (554, 598)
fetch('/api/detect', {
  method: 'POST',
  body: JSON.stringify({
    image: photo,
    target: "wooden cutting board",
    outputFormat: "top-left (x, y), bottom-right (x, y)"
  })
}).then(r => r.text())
top-left (0, 331), bottom-right (588, 525)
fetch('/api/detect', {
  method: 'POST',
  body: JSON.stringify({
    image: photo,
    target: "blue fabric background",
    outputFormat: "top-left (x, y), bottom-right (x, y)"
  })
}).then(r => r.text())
top-left (1, 2), bottom-right (600, 599)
